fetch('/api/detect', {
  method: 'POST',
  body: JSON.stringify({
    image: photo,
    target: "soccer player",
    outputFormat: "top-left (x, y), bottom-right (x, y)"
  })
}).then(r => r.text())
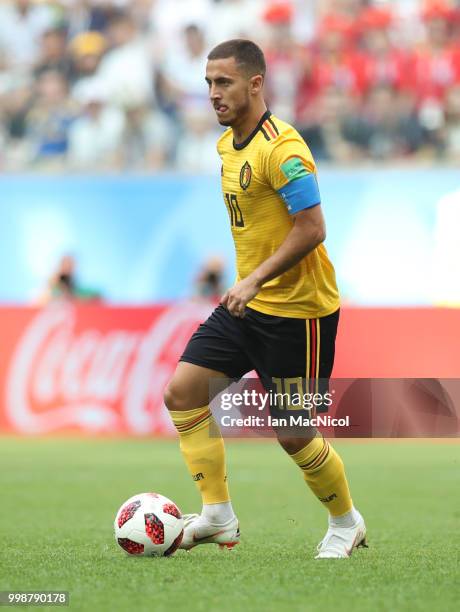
top-left (164, 39), bottom-right (366, 558)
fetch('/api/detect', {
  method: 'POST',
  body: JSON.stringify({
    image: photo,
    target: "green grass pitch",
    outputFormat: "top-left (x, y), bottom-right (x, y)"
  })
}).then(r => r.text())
top-left (0, 438), bottom-right (459, 612)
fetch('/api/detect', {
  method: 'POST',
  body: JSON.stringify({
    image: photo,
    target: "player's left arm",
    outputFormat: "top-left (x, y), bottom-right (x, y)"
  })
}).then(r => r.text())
top-left (222, 140), bottom-right (325, 318)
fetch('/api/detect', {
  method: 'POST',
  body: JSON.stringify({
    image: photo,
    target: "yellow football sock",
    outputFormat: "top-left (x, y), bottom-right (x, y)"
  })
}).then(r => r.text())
top-left (290, 436), bottom-right (353, 517)
top-left (170, 406), bottom-right (230, 505)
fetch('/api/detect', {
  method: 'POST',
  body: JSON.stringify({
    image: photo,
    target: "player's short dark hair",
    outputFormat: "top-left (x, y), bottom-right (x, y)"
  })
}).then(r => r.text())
top-left (207, 39), bottom-right (266, 77)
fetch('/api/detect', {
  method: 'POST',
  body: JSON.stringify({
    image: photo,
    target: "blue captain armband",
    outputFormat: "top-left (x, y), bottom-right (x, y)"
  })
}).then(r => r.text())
top-left (278, 173), bottom-right (321, 215)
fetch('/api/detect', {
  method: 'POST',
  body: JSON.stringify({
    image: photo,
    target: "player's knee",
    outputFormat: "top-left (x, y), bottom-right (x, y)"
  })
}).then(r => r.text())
top-left (163, 380), bottom-right (189, 412)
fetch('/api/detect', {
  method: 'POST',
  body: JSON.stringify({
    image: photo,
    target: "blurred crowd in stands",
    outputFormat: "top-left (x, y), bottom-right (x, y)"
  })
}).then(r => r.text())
top-left (1, 0), bottom-right (460, 172)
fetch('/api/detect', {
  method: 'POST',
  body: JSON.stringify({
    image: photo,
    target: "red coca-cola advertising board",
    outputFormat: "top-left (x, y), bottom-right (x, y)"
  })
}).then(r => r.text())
top-left (0, 304), bottom-right (459, 436)
top-left (0, 302), bottom-right (215, 435)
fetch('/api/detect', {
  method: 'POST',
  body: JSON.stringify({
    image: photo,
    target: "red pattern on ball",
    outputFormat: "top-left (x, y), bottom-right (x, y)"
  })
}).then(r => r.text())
top-left (117, 500), bottom-right (141, 528)
top-left (164, 530), bottom-right (184, 557)
top-left (117, 538), bottom-right (144, 555)
top-left (163, 503), bottom-right (181, 519)
top-left (144, 513), bottom-right (164, 544)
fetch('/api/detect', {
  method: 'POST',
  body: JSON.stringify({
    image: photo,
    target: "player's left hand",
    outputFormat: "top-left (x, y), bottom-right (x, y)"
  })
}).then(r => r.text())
top-left (221, 276), bottom-right (261, 318)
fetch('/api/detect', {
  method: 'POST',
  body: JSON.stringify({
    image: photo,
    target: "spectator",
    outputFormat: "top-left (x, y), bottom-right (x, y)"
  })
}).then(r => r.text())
top-left (68, 77), bottom-right (125, 171)
top-left (0, 0), bottom-right (55, 76)
top-left (263, 2), bottom-right (310, 124)
top-left (157, 24), bottom-right (209, 116)
top-left (443, 84), bottom-right (460, 161)
top-left (95, 10), bottom-right (154, 107)
top-left (175, 105), bottom-right (221, 173)
top-left (34, 27), bottom-right (70, 79)
top-left (299, 85), bottom-right (361, 162)
top-left (344, 84), bottom-right (426, 160)
top-left (355, 6), bottom-right (412, 93)
top-left (410, 1), bottom-right (460, 102)
top-left (119, 99), bottom-right (174, 171)
top-left (68, 31), bottom-right (107, 87)
top-left (297, 13), bottom-right (366, 125)
top-left (25, 69), bottom-right (76, 168)
top-left (0, 83), bottom-right (34, 169)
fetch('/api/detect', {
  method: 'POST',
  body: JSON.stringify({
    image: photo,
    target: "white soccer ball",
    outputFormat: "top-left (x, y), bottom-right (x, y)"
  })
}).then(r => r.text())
top-left (114, 492), bottom-right (184, 557)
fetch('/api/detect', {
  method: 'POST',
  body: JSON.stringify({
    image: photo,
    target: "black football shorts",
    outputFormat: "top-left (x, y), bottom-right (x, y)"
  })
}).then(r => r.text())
top-left (180, 304), bottom-right (339, 397)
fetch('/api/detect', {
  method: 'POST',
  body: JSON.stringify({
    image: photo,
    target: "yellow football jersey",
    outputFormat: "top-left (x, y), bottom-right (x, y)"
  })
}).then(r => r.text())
top-left (217, 110), bottom-right (340, 319)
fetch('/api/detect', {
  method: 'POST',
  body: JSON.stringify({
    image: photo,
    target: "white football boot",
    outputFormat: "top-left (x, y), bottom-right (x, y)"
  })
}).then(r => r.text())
top-left (315, 510), bottom-right (367, 559)
top-left (179, 513), bottom-right (240, 551)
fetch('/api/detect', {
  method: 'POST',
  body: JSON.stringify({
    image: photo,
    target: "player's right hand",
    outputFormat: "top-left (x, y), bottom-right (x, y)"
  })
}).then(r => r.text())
top-left (221, 277), bottom-right (261, 318)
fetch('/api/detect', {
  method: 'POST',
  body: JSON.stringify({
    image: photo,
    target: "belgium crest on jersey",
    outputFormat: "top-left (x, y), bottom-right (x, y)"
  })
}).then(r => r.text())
top-left (239, 161), bottom-right (252, 190)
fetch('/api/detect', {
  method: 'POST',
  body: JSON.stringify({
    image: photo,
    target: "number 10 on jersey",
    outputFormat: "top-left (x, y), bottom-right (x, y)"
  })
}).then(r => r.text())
top-left (225, 193), bottom-right (245, 227)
